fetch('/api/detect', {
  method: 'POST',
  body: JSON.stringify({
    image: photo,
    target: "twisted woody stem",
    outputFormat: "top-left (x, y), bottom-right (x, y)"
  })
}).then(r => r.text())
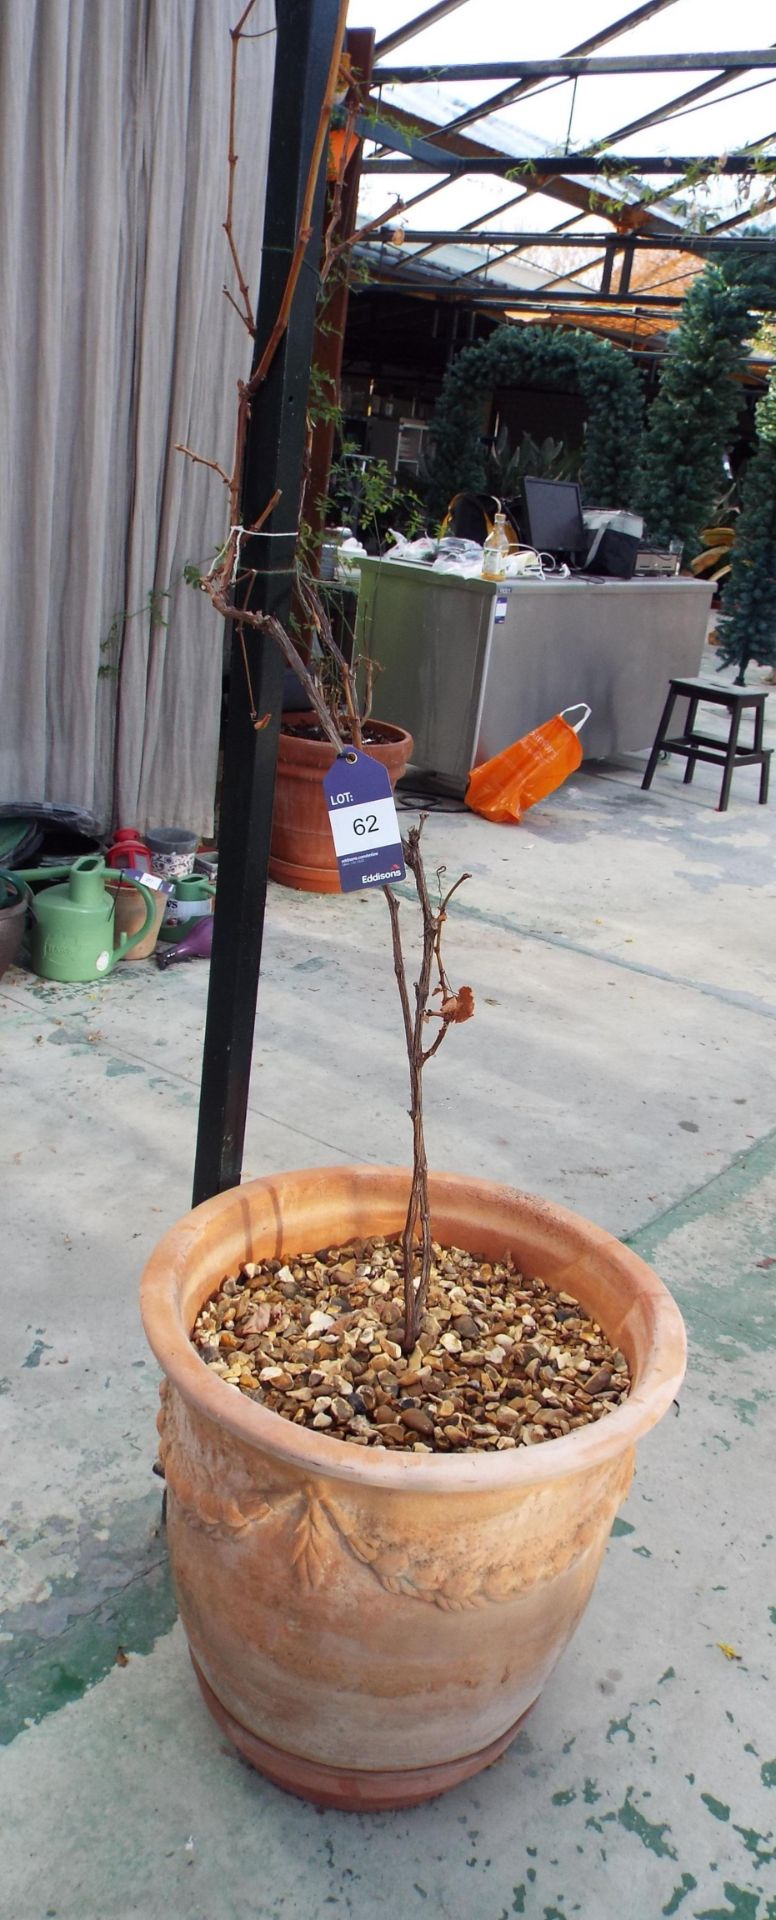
top-left (384, 823), bottom-right (472, 1354)
top-left (179, 7), bottom-right (475, 1351)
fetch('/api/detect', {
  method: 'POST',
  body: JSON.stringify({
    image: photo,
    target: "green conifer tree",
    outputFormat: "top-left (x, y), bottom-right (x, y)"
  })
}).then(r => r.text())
top-left (716, 358), bottom-right (776, 681)
top-left (636, 267), bottom-right (753, 552)
top-left (637, 251), bottom-right (776, 556)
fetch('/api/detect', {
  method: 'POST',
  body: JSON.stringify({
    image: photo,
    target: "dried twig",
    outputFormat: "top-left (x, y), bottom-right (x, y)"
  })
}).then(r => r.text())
top-left (224, 0), bottom-right (259, 334)
top-left (247, 0), bottom-right (350, 397)
top-left (384, 824), bottom-right (474, 1352)
top-left (206, 581), bottom-right (345, 753)
top-left (295, 572), bottom-right (364, 750)
top-left (180, 11), bottom-right (477, 1352)
top-left (325, 194), bottom-right (407, 271)
top-left (174, 444), bottom-right (231, 490)
top-left (319, 93), bottom-right (361, 283)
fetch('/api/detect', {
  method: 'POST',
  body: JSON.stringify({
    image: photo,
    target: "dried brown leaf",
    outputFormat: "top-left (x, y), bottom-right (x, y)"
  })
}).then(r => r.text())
top-left (440, 985), bottom-right (475, 1025)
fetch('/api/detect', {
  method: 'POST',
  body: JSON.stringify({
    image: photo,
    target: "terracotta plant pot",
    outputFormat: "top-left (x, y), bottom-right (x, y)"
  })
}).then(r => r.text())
top-left (269, 719), bottom-right (413, 892)
top-left (141, 1166), bottom-right (686, 1812)
top-left (106, 879), bottom-right (166, 960)
top-left (0, 875), bottom-right (29, 981)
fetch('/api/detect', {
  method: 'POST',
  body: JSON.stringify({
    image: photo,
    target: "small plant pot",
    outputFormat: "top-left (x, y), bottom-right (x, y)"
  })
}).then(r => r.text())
top-left (141, 1166), bottom-right (686, 1812)
top-left (0, 874), bottom-right (30, 981)
top-left (147, 828), bottom-right (198, 881)
top-left (269, 720), bottom-right (413, 892)
top-left (106, 880), bottom-right (166, 960)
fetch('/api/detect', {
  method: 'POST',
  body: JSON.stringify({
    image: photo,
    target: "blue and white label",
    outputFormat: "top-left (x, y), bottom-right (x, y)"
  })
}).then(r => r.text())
top-left (323, 750), bottom-right (406, 892)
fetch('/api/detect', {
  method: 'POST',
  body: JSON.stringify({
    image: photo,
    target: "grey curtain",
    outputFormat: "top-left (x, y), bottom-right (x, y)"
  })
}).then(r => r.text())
top-left (0, 0), bottom-right (275, 835)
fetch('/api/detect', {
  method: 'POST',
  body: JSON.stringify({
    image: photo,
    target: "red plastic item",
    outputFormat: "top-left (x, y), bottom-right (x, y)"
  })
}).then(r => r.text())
top-left (106, 828), bottom-right (151, 872)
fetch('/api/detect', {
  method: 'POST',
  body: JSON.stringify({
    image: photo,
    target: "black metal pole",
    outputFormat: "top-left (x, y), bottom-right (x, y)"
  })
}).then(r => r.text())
top-left (192, 0), bottom-right (340, 1205)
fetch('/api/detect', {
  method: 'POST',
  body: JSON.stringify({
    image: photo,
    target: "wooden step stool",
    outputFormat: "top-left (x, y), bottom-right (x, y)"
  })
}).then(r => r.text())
top-left (641, 677), bottom-right (771, 813)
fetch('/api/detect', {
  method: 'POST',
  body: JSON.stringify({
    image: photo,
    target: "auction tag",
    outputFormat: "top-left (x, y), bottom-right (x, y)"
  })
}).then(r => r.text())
top-left (322, 750), bottom-right (406, 892)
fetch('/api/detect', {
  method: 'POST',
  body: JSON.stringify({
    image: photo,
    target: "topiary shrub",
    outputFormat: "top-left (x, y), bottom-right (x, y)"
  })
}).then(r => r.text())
top-left (637, 249), bottom-right (776, 556)
top-left (716, 359), bottom-right (776, 681)
top-left (636, 267), bottom-right (754, 553)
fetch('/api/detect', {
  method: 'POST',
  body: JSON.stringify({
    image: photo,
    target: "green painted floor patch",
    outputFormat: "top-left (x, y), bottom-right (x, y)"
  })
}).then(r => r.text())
top-left (606, 1712), bottom-right (635, 1745)
top-left (626, 1126), bottom-right (776, 1265)
top-left (662, 1875), bottom-right (697, 1916)
top-left (624, 1127), bottom-right (776, 1357)
top-left (701, 1793), bottom-right (731, 1822)
top-left (598, 1786), bottom-right (677, 1858)
top-left (693, 1886), bottom-right (760, 1920)
top-left (732, 1824), bottom-right (776, 1868)
top-left (0, 1493), bottom-right (176, 1745)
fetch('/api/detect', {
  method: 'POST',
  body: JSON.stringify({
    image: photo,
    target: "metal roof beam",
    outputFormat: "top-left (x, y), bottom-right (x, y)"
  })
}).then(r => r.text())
top-left (379, 0), bottom-right (679, 148)
top-left (589, 45), bottom-right (776, 148)
top-left (399, 203), bottom-right (590, 269)
top-left (361, 283), bottom-right (776, 309)
top-left (374, 1), bottom-right (469, 60)
top-left (379, 229), bottom-right (776, 249)
top-left (361, 146), bottom-right (776, 176)
top-left (374, 52), bottom-right (776, 82)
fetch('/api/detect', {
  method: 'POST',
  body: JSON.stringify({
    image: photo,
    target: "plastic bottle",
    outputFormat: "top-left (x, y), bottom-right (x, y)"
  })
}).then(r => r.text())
top-left (482, 512), bottom-right (510, 581)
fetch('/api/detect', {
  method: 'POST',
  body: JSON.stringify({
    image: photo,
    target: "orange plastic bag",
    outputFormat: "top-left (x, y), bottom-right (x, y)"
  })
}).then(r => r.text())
top-left (465, 704), bottom-right (590, 824)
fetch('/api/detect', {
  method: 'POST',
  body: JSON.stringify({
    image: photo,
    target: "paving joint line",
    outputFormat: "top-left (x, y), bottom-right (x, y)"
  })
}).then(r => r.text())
top-left (391, 882), bottom-right (776, 1021)
top-left (624, 1122), bottom-right (776, 1254)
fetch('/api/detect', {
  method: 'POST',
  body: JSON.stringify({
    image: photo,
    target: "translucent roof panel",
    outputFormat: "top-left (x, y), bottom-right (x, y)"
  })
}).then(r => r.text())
top-left (350, 0), bottom-right (776, 254)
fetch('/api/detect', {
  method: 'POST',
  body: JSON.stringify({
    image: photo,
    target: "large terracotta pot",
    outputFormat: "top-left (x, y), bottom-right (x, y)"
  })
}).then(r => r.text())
top-left (141, 1166), bottom-right (686, 1811)
top-left (269, 719), bottom-right (413, 892)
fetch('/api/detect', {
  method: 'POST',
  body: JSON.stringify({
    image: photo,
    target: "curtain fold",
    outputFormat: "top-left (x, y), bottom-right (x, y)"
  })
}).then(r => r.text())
top-left (0, 0), bottom-right (275, 834)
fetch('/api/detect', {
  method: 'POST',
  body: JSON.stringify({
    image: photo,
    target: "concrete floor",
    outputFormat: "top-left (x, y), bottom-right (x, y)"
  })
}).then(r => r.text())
top-left (2, 658), bottom-right (775, 1920)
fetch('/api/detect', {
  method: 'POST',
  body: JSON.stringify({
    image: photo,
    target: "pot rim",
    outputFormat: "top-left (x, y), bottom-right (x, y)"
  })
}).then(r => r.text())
top-left (278, 718), bottom-right (412, 756)
top-left (140, 1165), bottom-right (687, 1494)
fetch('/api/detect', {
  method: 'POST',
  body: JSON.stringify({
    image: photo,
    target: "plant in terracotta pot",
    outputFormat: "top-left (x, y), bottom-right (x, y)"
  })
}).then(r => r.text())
top-left (148, 555), bottom-right (686, 1807)
top-left (142, 955), bottom-right (686, 1810)
top-left (142, 3), bottom-right (687, 1812)
top-left (268, 576), bottom-right (413, 892)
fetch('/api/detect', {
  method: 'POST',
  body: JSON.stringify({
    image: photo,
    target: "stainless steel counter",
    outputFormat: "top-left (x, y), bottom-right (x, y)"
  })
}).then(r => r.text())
top-left (355, 560), bottom-right (714, 792)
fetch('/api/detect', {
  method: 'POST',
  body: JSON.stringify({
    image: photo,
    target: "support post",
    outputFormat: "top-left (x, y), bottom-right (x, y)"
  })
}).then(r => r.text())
top-left (192, 0), bottom-right (341, 1205)
top-left (618, 240), bottom-right (635, 296)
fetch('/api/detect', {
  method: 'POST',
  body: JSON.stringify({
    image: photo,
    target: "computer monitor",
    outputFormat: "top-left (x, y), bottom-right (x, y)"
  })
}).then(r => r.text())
top-left (523, 477), bottom-right (586, 560)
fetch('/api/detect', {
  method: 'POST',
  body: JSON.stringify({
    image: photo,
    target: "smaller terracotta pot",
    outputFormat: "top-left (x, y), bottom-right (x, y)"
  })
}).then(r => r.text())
top-left (0, 894), bottom-right (27, 975)
top-left (269, 719), bottom-right (413, 892)
top-left (0, 878), bottom-right (29, 981)
top-left (106, 879), bottom-right (165, 960)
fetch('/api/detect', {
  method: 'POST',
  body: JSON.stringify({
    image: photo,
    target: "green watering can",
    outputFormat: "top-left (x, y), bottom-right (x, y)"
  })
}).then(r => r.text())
top-left (19, 856), bottom-right (155, 983)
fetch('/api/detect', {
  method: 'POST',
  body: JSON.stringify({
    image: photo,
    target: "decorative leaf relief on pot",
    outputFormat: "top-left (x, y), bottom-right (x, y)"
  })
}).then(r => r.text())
top-left (157, 1385), bottom-right (633, 1606)
top-left (290, 1495), bottom-right (332, 1594)
top-left (156, 1384), bottom-right (284, 1540)
top-left (323, 1493), bottom-right (618, 1612)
